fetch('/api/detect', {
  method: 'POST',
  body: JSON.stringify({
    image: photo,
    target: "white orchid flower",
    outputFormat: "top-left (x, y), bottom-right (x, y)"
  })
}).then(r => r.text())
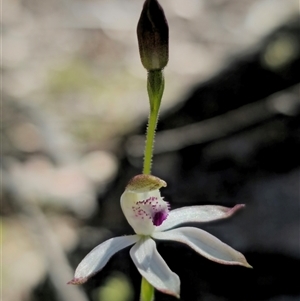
top-left (69, 174), bottom-right (251, 298)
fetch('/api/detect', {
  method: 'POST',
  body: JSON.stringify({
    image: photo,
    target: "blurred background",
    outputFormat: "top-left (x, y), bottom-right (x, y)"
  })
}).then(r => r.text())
top-left (2, 0), bottom-right (300, 301)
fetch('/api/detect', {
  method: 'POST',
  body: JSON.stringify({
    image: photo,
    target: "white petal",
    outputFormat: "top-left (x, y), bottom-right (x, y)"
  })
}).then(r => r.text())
top-left (69, 235), bottom-right (139, 284)
top-left (155, 204), bottom-right (244, 232)
top-left (130, 237), bottom-right (180, 298)
top-left (152, 227), bottom-right (252, 268)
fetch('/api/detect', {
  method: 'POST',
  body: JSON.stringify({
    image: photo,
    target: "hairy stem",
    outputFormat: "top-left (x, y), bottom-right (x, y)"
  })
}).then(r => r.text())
top-left (143, 70), bottom-right (164, 175)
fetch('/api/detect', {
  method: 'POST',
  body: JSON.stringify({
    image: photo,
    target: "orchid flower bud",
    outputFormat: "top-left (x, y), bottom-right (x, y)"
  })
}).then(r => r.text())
top-left (137, 0), bottom-right (169, 71)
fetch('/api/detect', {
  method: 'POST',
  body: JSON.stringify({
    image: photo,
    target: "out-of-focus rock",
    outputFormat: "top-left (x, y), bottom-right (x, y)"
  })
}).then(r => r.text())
top-left (3, 150), bottom-right (118, 218)
top-left (7, 122), bottom-right (43, 153)
top-left (48, 214), bottom-right (79, 252)
top-left (79, 150), bottom-right (118, 186)
top-left (2, 217), bottom-right (46, 301)
top-left (5, 156), bottom-right (97, 218)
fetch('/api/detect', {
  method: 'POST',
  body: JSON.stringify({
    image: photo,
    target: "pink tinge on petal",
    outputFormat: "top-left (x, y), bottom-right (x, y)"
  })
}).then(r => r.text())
top-left (67, 277), bottom-right (88, 285)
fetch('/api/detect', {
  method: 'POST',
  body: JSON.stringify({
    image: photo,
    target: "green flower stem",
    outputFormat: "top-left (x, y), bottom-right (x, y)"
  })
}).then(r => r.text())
top-left (140, 277), bottom-right (154, 301)
top-left (143, 70), bottom-right (165, 175)
top-left (143, 108), bottom-right (159, 175)
top-left (141, 70), bottom-right (165, 299)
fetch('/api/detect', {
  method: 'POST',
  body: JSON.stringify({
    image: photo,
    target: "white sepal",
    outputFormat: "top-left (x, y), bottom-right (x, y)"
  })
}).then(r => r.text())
top-left (155, 204), bottom-right (244, 232)
top-left (69, 235), bottom-right (139, 284)
top-left (152, 227), bottom-right (251, 268)
top-left (130, 237), bottom-right (180, 298)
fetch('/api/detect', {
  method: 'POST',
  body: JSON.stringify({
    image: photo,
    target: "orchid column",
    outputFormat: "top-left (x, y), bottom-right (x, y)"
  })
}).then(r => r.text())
top-left (137, 0), bottom-right (169, 175)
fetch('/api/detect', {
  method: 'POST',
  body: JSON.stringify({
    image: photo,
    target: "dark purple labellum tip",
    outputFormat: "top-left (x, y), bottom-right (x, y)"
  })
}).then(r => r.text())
top-left (153, 211), bottom-right (168, 226)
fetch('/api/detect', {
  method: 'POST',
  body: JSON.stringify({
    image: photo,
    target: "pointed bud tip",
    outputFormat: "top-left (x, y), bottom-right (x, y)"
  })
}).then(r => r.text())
top-left (126, 174), bottom-right (167, 192)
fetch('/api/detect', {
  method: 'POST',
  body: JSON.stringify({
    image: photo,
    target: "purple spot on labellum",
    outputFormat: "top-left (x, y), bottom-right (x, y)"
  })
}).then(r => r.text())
top-left (152, 211), bottom-right (168, 226)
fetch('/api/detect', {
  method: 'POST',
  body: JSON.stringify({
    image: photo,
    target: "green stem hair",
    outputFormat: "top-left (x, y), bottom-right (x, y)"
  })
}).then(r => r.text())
top-left (143, 70), bottom-right (164, 175)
